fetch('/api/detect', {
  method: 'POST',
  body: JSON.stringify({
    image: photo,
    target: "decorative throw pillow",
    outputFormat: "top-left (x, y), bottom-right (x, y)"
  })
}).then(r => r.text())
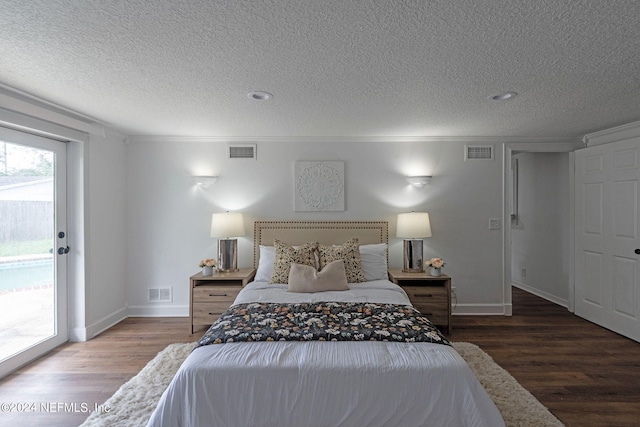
top-left (318, 238), bottom-right (366, 283)
top-left (287, 260), bottom-right (349, 293)
top-left (270, 240), bottom-right (318, 284)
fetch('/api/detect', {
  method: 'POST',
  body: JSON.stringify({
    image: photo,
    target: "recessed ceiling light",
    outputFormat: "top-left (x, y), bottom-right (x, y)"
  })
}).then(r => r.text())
top-left (489, 91), bottom-right (517, 101)
top-left (247, 91), bottom-right (273, 101)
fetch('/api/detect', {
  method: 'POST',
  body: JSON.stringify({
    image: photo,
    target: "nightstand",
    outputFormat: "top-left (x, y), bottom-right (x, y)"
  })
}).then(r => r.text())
top-left (388, 269), bottom-right (452, 334)
top-left (189, 268), bottom-right (256, 334)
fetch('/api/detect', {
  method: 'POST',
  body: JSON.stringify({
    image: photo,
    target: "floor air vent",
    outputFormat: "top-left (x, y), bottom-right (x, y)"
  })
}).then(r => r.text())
top-left (465, 144), bottom-right (494, 161)
top-left (228, 144), bottom-right (257, 160)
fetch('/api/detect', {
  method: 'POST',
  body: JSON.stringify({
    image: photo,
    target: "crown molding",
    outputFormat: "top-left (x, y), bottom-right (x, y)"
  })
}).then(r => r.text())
top-left (125, 135), bottom-right (584, 144)
top-left (583, 120), bottom-right (640, 147)
top-left (0, 86), bottom-right (106, 137)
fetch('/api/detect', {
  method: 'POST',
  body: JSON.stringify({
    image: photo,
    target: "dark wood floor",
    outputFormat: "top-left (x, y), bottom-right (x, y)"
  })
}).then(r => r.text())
top-left (453, 288), bottom-right (640, 427)
top-left (0, 288), bottom-right (639, 427)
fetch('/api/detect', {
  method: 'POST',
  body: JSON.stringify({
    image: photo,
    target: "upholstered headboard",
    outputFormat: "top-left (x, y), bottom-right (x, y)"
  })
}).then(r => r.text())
top-left (253, 221), bottom-right (389, 268)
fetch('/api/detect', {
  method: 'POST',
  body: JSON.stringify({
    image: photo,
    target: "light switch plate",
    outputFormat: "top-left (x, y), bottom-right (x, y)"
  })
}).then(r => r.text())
top-left (489, 218), bottom-right (501, 230)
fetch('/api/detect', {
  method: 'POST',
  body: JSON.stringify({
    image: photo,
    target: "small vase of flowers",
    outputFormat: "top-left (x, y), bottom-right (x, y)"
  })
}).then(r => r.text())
top-left (426, 257), bottom-right (445, 277)
top-left (199, 258), bottom-right (217, 276)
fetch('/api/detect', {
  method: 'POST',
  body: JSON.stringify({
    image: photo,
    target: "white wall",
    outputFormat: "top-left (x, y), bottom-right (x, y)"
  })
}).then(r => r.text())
top-left (125, 139), bottom-right (507, 315)
top-left (511, 152), bottom-right (570, 306)
top-left (83, 131), bottom-right (128, 335)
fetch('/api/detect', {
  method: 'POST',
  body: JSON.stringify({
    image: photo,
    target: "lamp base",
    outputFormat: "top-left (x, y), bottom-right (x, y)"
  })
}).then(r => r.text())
top-left (402, 239), bottom-right (424, 273)
top-left (218, 239), bottom-right (238, 272)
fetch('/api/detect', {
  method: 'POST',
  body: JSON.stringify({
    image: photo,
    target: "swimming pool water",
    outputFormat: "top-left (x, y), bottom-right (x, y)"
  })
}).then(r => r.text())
top-left (0, 259), bottom-right (54, 291)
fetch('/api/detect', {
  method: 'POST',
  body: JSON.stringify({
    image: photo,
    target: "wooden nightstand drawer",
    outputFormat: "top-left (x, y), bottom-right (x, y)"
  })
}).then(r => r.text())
top-left (193, 286), bottom-right (241, 302)
top-left (193, 302), bottom-right (234, 325)
top-left (403, 286), bottom-right (447, 302)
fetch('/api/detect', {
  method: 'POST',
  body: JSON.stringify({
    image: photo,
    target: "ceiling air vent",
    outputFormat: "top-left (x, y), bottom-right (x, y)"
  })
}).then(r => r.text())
top-left (465, 144), bottom-right (494, 161)
top-left (228, 144), bottom-right (257, 160)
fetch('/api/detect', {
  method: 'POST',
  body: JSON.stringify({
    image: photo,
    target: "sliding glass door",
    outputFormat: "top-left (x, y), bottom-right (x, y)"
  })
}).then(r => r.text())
top-left (0, 127), bottom-right (67, 378)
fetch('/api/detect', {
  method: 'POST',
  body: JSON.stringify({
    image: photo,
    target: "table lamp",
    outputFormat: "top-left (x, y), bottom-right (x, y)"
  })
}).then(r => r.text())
top-left (210, 211), bottom-right (245, 272)
top-left (396, 212), bottom-right (432, 273)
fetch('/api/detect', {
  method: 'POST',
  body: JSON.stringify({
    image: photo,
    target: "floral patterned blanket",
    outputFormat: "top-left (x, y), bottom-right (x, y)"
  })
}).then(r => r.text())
top-left (196, 302), bottom-right (450, 348)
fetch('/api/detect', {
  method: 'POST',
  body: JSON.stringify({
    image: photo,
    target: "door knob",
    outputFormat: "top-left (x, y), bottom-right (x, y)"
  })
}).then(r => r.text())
top-left (635, 249), bottom-right (640, 255)
top-left (58, 246), bottom-right (70, 255)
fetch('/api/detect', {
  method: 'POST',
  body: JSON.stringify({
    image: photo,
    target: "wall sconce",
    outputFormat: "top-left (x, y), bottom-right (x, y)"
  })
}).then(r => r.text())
top-left (194, 176), bottom-right (218, 188)
top-left (407, 176), bottom-right (432, 188)
top-left (210, 211), bottom-right (245, 272)
top-left (397, 212), bottom-right (432, 273)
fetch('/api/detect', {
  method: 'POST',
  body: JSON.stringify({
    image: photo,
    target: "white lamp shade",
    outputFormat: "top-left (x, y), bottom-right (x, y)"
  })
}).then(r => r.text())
top-left (210, 212), bottom-right (245, 238)
top-left (396, 212), bottom-right (432, 238)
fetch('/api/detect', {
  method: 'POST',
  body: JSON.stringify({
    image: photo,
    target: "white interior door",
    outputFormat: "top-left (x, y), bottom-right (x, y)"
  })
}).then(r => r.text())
top-left (0, 127), bottom-right (67, 378)
top-left (575, 138), bottom-right (640, 342)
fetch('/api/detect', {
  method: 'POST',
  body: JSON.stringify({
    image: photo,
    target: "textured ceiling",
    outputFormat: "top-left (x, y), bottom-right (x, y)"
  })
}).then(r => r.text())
top-left (1, 0), bottom-right (640, 139)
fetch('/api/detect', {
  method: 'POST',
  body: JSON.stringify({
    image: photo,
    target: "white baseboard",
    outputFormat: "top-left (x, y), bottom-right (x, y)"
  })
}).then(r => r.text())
top-left (452, 304), bottom-right (508, 316)
top-left (69, 327), bottom-right (87, 342)
top-left (512, 280), bottom-right (568, 308)
top-left (69, 307), bottom-right (128, 342)
top-left (503, 303), bottom-right (512, 316)
top-left (87, 307), bottom-right (128, 339)
top-left (127, 304), bottom-right (189, 317)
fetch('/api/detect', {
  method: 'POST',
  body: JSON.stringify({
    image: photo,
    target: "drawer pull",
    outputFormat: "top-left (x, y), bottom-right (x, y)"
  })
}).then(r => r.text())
top-left (414, 294), bottom-right (433, 298)
top-left (208, 312), bottom-right (220, 316)
top-left (209, 293), bottom-right (228, 297)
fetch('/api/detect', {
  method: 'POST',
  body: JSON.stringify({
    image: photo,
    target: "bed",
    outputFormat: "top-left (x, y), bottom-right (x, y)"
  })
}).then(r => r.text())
top-left (147, 221), bottom-right (504, 427)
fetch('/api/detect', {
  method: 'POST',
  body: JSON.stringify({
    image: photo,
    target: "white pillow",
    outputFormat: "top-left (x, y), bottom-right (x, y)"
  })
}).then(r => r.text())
top-left (254, 245), bottom-right (276, 282)
top-left (359, 243), bottom-right (388, 281)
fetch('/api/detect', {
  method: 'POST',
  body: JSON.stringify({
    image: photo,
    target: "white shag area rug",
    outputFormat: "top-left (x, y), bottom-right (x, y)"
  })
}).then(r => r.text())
top-left (80, 341), bottom-right (564, 427)
top-left (453, 342), bottom-right (564, 427)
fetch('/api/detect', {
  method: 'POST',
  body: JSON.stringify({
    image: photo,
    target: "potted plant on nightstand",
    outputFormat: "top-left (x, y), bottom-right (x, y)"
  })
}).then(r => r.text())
top-left (426, 257), bottom-right (445, 277)
top-left (199, 258), bottom-right (217, 276)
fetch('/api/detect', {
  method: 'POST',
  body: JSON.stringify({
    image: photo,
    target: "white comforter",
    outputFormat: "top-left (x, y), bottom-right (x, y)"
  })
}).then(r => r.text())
top-left (147, 280), bottom-right (504, 427)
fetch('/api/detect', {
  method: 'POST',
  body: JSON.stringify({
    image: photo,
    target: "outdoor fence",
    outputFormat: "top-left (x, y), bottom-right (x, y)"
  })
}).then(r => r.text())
top-left (0, 200), bottom-right (53, 242)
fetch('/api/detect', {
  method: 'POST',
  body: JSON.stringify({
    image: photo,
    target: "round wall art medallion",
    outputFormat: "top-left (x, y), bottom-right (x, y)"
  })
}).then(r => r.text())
top-left (295, 161), bottom-right (345, 211)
